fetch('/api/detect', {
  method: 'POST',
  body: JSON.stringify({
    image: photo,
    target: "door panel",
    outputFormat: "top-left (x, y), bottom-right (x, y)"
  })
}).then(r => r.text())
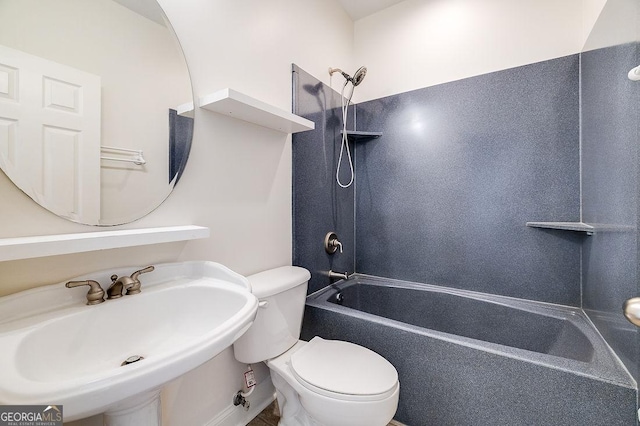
top-left (0, 44), bottom-right (101, 224)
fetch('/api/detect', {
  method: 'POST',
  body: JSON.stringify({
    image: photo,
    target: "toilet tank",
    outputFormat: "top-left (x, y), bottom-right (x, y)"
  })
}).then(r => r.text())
top-left (233, 266), bottom-right (311, 364)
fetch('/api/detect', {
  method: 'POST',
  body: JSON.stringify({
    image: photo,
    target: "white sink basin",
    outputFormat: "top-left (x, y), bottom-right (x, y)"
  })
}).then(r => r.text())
top-left (0, 261), bottom-right (258, 422)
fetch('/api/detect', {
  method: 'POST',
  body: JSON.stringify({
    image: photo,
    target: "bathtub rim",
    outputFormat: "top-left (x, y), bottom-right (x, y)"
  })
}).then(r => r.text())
top-left (305, 273), bottom-right (636, 390)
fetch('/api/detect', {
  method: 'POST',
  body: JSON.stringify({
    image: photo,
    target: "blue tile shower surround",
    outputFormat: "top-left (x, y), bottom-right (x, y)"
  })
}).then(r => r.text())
top-left (581, 42), bottom-right (640, 382)
top-left (169, 108), bottom-right (194, 185)
top-left (303, 275), bottom-right (637, 425)
top-left (292, 64), bottom-right (356, 294)
top-left (354, 55), bottom-right (582, 305)
top-left (292, 55), bottom-right (640, 421)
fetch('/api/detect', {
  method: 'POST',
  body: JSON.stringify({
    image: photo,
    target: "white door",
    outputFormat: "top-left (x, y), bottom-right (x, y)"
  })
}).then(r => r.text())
top-left (0, 44), bottom-right (101, 224)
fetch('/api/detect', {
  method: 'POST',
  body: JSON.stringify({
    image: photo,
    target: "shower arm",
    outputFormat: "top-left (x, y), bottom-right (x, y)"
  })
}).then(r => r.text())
top-left (329, 67), bottom-right (367, 87)
top-left (329, 67), bottom-right (352, 82)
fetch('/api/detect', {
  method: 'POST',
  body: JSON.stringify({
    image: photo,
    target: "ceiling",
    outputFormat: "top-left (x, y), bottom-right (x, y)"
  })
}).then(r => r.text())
top-left (112, 0), bottom-right (167, 26)
top-left (337, 0), bottom-right (406, 20)
top-left (113, 0), bottom-right (404, 25)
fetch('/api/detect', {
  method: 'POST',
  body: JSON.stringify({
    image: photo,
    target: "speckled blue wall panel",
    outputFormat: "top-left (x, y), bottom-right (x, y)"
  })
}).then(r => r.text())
top-left (354, 56), bottom-right (582, 305)
top-left (302, 305), bottom-right (636, 426)
top-left (292, 65), bottom-right (355, 294)
top-left (169, 108), bottom-right (193, 185)
top-left (581, 43), bottom-right (640, 382)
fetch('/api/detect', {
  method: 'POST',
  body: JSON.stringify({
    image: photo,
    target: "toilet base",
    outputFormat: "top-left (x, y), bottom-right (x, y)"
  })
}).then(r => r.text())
top-left (271, 369), bottom-right (320, 426)
top-left (266, 340), bottom-right (399, 426)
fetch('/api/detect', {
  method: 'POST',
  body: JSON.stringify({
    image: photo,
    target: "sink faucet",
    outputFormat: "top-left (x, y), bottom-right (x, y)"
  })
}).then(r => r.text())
top-left (66, 280), bottom-right (105, 305)
top-left (107, 266), bottom-right (155, 299)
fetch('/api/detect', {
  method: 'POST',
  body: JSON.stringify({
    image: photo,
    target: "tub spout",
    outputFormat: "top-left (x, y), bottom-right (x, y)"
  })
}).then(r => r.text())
top-left (328, 270), bottom-right (350, 281)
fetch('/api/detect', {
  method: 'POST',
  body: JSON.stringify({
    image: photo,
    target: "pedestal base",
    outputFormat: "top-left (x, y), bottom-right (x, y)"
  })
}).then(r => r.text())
top-left (104, 389), bottom-right (162, 426)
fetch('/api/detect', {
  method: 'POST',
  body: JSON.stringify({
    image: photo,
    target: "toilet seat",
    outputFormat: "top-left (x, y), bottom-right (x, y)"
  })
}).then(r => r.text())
top-left (289, 337), bottom-right (398, 402)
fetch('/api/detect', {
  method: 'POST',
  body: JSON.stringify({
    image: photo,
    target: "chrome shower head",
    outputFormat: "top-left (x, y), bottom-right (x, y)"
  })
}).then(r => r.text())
top-left (329, 66), bottom-right (367, 86)
top-left (351, 66), bottom-right (367, 86)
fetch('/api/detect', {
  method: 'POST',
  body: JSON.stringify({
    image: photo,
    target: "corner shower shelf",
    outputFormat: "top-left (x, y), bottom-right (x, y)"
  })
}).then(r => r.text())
top-left (0, 225), bottom-right (210, 262)
top-left (526, 222), bottom-right (594, 235)
top-left (199, 88), bottom-right (314, 134)
top-left (340, 130), bottom-right (383, 141)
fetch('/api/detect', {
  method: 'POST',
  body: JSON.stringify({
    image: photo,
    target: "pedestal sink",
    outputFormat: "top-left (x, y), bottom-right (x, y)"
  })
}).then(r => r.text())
top-left (0, 261), bottom-right (258, 424)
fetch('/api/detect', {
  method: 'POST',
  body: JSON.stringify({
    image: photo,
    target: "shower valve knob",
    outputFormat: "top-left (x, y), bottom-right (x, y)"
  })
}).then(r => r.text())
top-left (324, 232), bottom-right (343, 254)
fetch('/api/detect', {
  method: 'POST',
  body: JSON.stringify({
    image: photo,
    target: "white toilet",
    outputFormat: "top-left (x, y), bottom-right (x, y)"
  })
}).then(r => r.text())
top-left (233, 266), bottom-right (399, 426)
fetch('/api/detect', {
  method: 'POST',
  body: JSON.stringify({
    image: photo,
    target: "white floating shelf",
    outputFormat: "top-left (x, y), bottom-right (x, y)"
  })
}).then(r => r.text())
top-left (176, 101), bottom-right (195, 118)
top-left (0, 225), bottom-right (209, 262)
top-left (526, 222), bottom-right (594, 235)
top-left (199, 88), bottom-right (314, 134)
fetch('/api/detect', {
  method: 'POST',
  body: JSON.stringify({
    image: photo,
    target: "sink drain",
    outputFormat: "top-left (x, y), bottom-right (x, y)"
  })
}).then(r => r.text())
top-left (121, 355), bottom-right (144, 366)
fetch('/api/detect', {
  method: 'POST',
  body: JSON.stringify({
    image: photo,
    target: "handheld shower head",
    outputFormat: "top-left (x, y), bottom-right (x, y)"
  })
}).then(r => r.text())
top-left (352, 66), bottom-right (367, 86)
top-left (329, 65), bottom-right (368, 189)
top-left (329, 66), bottom-right (367, 86)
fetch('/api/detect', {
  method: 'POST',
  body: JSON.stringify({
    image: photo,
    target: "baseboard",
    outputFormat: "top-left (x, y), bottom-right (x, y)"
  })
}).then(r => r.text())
top-left (205, 378), bottom-right (276, 426)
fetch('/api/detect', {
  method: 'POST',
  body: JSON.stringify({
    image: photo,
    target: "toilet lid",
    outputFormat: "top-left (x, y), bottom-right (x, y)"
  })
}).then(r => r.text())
top-left (290, 337), bottom-right (398, 397)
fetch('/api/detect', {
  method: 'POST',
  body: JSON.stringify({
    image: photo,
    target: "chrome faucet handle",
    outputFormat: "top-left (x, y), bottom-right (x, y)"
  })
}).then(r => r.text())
top-left (130, 265), bottom-right (155, 281)
top-left (623, 297), bottom-right (640, 327)
top-left (126, 265), bottom-right (155, 295)
top-left (66, 280), bottom-right (105, 305)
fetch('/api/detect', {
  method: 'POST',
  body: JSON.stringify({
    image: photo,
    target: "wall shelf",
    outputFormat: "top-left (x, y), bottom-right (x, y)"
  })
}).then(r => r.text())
top-left (176, 101), bottom-right (195, 117)
top-left (340, 130), bottom-right (383, 142)
top-left (527, 222), bottom-right (637, 236)
top-left (0, 225), bottom-right (210, 262)
top-left (199, 88), bottom-right (314, 134)
top-left (526, 222), bottom-right (594, 235)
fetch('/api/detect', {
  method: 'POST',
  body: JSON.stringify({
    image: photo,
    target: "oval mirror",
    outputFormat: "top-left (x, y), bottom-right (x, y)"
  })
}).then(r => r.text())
top-left (0, 0), bottom-right (194, 226)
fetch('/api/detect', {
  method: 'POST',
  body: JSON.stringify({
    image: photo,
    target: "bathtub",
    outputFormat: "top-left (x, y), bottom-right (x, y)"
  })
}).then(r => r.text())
top-left (302, 274), bottom-right (637, 426)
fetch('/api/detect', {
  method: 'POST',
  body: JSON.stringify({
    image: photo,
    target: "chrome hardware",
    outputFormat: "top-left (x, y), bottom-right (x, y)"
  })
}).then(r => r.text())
top-left (107, 265), bottom-right (155, 299)
top-left (66, 280), bottom-right (105, 305)
top-left (121, 355), bottom-right (144, 366)
top-left (233, 391), bottom-right (250, 411)
top-left (623, 297), bottom-right (640, 327)
top-left (324, 232), bottom-right (343, 254)
top-left (328, 270), bottom-right (350, 281)
top-left (100, 145), bottom-right (146, 165)
top-left (128, 265), bottom-right (155, 295)
top-left (107, 274), bottom-right (133, 299)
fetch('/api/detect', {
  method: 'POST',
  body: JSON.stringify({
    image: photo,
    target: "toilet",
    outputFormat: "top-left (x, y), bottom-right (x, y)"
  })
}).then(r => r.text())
top-left (233, 266), bottom-right (399, 426)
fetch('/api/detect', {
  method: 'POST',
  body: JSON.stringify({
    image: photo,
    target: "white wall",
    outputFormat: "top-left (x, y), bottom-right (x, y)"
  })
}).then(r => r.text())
top-left (582, 0), bottom-right (639, 52)
top-left (352, 0), bottom-right (608, 102)
top-left (0, 0), bottom-right (353, 298)
top-left (0, 0), bottom-right (353, 424)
